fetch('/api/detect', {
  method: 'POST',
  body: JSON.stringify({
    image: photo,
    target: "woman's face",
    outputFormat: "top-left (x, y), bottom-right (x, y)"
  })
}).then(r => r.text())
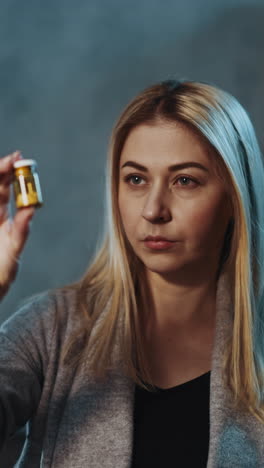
top-left (118, 122), bottom-right (233, 283)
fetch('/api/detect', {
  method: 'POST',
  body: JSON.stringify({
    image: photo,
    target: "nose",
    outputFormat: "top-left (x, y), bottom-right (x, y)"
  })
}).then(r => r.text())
top-left (141, 185), bottom-right (172, 223)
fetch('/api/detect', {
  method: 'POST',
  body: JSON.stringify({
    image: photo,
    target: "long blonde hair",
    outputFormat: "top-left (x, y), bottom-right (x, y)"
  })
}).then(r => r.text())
top-left (57, 79), bottom-right (264, 422)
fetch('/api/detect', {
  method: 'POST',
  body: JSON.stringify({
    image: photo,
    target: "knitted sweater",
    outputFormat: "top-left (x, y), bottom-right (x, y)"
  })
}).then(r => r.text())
top-left (0, 270), bottom-right (264, 467)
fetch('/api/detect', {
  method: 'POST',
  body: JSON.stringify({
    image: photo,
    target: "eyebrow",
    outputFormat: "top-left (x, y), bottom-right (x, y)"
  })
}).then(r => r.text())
top-left (120, 160), bottom-right (209, 173)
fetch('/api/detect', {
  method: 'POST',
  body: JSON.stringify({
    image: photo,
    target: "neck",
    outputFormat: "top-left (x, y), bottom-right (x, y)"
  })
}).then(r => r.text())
top-left (140, 269), bottom-right (217, 337)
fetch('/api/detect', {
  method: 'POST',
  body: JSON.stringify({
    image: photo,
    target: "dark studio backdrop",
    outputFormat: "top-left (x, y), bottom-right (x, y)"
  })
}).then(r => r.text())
top-left (0, 0), bottom-right (264, 466)
top-left (1, 0), bottom-right (264, 325)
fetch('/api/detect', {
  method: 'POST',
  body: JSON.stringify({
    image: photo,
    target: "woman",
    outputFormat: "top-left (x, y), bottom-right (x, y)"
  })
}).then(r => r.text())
top-left (0, 79), bottom-right (264, 467)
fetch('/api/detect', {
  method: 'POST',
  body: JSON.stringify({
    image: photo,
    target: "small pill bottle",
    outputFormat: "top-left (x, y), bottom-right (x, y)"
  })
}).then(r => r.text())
top-left (12, 159), bottom-right (43, 209)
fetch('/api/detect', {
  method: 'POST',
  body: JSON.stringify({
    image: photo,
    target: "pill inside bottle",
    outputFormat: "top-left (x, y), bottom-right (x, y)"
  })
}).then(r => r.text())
top-left (12, 159), bottom-right (43, 209)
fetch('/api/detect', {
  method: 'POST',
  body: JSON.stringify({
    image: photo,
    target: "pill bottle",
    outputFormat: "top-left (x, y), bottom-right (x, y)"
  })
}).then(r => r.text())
top-left (12, 159), bottom-right (43, 209)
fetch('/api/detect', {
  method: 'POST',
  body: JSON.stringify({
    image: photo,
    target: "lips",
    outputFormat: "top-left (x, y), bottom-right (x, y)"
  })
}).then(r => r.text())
top-left (143, 238), bottom-right (176, 250)
top-left (144, 236), bottom-right (174, 242)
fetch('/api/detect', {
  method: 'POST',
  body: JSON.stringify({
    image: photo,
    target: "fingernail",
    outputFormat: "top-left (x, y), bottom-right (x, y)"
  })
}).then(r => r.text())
top-left (13, 151), bottom-right (22, 159)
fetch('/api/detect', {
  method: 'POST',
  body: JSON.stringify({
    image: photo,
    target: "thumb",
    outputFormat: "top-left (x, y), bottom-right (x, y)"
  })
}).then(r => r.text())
top-left (9, 207), bottom-right (35, 257)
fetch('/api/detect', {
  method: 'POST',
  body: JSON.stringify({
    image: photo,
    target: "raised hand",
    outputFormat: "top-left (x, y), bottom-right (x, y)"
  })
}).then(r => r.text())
top-left (0, 151), bottom-right (36, 300)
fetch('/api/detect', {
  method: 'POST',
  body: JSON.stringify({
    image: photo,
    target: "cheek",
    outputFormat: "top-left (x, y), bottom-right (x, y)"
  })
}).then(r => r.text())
top-left (118, 193), bottom-right (138, 235)
top-left (184, 195), bottom-right (229, 240)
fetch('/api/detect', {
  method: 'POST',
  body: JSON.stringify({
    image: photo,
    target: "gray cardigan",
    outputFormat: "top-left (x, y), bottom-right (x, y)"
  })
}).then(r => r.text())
top-left (0, 270), bottom-right (264, 467)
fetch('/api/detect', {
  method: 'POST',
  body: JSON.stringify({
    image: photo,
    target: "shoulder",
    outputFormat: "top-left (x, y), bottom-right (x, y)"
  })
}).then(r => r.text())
top-left (0, 286), bottom-right (91, 376)
top-left (0, 286), bottom-right (84, 349)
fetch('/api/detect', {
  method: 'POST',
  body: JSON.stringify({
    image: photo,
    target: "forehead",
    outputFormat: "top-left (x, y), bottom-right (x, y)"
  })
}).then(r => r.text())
top-left (120, 122), bottom-right (213, 167)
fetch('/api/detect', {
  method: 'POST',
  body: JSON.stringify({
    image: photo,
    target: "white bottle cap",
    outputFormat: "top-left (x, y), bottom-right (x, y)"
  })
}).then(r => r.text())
top-left (13, 159), bottom-right (37, 168)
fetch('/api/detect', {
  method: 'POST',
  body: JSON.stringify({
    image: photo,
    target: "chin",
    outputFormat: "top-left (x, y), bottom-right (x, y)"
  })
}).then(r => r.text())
top-left (140, 257), bottom-right (185, 273)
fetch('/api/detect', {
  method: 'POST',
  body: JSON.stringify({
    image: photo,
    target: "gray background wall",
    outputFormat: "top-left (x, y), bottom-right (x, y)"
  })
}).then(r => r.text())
top-left (0, 0), bottom-right (264, 324)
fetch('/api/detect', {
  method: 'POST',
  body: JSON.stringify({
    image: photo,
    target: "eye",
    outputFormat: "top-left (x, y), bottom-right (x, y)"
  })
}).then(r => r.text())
top-left (124, 174), bottom-right (145, 186)
top-left (123, 174), bottom-right (198, 188)
top-left (176, 176), bottom-right (198, 187)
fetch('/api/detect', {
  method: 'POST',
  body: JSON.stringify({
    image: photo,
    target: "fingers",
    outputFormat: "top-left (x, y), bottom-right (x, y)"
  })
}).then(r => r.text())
top-left (0, 151), bottom-right (23, 225)
top-left (0, 151), bottom-right (22, 179)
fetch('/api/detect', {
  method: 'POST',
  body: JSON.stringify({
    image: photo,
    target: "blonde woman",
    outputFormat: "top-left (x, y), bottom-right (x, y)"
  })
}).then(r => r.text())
top-left (0, 79), bottom-right (264, 467)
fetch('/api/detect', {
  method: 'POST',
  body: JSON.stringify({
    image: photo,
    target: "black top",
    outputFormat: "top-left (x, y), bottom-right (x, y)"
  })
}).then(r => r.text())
top-left (131, 371), bottom-right (211, 468)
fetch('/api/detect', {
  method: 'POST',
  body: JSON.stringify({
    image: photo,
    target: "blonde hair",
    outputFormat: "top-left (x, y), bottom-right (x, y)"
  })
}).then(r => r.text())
top-left (56, 79), bottom-right (264, 422)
